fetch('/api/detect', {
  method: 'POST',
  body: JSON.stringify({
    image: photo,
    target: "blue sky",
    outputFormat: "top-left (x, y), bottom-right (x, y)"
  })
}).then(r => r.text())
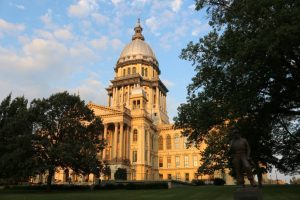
top-left (0, 0), bottom-right (211, 121)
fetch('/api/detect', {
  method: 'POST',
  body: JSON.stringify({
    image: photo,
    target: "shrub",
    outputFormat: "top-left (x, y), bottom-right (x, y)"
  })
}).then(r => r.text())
top-left (114, 168), bottom-right (127, 180)
top-left (192, 179), bottom-right (205, 186)
top-left (126, 182), bottom-right (168, 190)
top-left (213, 178), bottom-right (225, 186)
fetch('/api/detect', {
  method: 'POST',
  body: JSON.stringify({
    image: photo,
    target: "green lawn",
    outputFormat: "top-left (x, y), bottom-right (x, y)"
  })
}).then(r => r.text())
top-left (0, 185), bottom-right (299, 200)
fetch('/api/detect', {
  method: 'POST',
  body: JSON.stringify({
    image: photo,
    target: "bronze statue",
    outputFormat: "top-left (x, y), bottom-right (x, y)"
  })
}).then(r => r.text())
top-left (230, 132), bottom-right (256, 187)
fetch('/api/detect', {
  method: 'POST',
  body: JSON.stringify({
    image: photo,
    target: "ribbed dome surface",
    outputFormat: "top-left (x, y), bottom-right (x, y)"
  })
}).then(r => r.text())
top-left (119, 39), bottom-right (156, 59)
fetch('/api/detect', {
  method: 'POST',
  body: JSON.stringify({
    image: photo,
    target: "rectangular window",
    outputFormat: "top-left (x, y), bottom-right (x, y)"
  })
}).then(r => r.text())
top-left (159, 157), bottom-right (163, 168)
top-left (185, 173), bottom-right (190, 182)
top-left (133, 151), bottom-right (137, 162)
top-left (175, 156), bottom-right (180, 168)
top-left (176, 173), bottom-right (181, 181)
top-left (167, 156), bottom-right (171, 168)
top-left (193, 156), bottom-right (198, 167)
top-left (145, 150), bottom-right (148, 162)
top-left (183, 137), bottom-right (188, 149)
top-left (159, 174), bottom-right (163, 180)
top-left (184, 156), bottom-right (189, 168)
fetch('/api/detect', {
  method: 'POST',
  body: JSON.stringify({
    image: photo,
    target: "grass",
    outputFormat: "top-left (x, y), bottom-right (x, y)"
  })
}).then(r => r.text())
top-left (0, 185), bottom-right (299, 200)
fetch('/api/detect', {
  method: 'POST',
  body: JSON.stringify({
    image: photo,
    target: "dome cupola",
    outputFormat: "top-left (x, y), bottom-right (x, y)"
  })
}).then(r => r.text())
top-left (116, 19), bottom-right (160, 74)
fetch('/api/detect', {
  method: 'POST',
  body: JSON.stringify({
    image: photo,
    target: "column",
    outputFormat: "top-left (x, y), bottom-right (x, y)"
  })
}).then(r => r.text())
top-left (103, 124), bottom-right (108, 160)
top-left (113, 123), bottom-right (118, 159)
top-left (113, 88), bottom-right (116, 106)
top-left (156, 87), bottom-right (159, 109)
top-left (127, 126), bottom-right (131, 160)
top-left (120, 122), bottom-right (124, 159)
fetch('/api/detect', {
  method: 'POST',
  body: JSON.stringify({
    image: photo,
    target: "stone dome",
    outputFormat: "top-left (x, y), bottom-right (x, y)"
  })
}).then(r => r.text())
top-left (116, 19), bottom-right (159, 68)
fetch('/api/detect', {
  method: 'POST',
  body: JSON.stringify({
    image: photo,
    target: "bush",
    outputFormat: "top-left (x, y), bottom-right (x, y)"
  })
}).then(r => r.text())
top-left (213, 178), bottom-right (225, 186)
top-left (192, 179), bottom-right (205, 186)
top-left (3, 184), bottom-right (92, 191)
top-left (126, 182), bottom-right (168, 190)
top-left (114, 168), bottom-right (127, 180)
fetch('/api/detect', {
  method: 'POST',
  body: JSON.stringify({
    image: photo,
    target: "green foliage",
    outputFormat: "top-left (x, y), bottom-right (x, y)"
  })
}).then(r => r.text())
top-left (198, 129), bottom-right (230, 176)
top-left (175, 0), bottom-right (300, 177)
top-left (29, 91), bottom-right (105, 186)
top-left (125, 182), bottom-right (168, 190)
top-left (101, 162), bottom-right (111, 180)
top-left (114, 168), bottom-right (127, 180)
top-left (0, 94), bottom-right (36, 184)
top-left (213, 178), bottom-right (225, 186)
top-left (191, 179), bottom-right (205, 186)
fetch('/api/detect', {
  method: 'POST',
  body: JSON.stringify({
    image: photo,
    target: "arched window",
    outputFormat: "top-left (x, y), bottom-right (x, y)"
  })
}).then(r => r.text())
top-left (141, 67), bottom-right (144, 76)
top-left (133, 67), bottom-right (136, 74)
top-left (128, 67), bottom-right (131, 75)
top-left (145, 68), bottom-right (148, 77)
top-left (174, 134), bottom-right (180, 149)
top-left (123, 69), bottom-right (125, 76)
top-left (158, 136), bottom-right (163, 150)
top-left (133, 129), bottom-right (138, 142)
top-left (166, 134), bottom-right (171, 150)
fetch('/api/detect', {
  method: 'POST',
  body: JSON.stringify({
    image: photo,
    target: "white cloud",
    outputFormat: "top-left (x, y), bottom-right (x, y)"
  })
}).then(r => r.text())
top-left (92, 13), bottom-right (109, 25)
top-left (68, 0), bottom-right (99, 18)
top-left (90, 36), bottom-right (109, 49)
top-left (111, 0), bottom-right (123, 6)
top-left (145, 16), bottom-right (160, 34)
top-left (54, 28), bottom-right (74, 40)
top-left (15, 4), bottom-right (25, 10)
top-left (70, 76), bottom-right (107, 105)
top-left (111, 38), bottom-right (124, 50)
top-left (40, 9), bottom-right (56, 29)
top-left (191, 20), bottom-right (211, 36)
top-left (0, 19), bottom-right (25, 36)
top-left (162, 79), bottom-right (175, 88)
top-left (171, 0), bottom-right (183, 12)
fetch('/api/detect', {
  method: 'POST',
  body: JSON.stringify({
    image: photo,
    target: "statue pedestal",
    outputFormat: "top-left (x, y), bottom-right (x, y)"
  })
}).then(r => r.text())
top-left (234, 187), bottom-right (263, 200)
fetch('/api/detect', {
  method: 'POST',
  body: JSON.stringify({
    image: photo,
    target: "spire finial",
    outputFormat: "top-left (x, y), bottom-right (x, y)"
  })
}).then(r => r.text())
top-left (132, 18), bottom-right (145, 41)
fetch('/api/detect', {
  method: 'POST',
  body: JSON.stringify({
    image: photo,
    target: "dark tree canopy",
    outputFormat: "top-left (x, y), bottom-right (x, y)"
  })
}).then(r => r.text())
top-left (175, 0), bottom-right (300, 176)
top-left (30, 91), bottom-right (104, 187)
top-left (0, 94), bottom-right (36, 183)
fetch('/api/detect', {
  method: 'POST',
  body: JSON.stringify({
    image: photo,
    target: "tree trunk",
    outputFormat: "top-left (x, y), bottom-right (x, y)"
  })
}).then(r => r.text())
top-left (257, 171), bottom-right (263, 188)
top-left (47, 168), bottom-right (54, 191)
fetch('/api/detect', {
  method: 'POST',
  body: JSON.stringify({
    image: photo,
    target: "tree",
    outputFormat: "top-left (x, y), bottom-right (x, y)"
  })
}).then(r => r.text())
top-left (198, 128), bottom-right (229, 178)
top-left (0, 94), bottom-right (36, 184)
top-left (175, 0), bottom-right (300, 179)
top-left (30, 92), bottom-right (104, 188)
top-left (114, 168), bottom-right (127, 180)
top-left (101, 162), bottom-right (111, 180)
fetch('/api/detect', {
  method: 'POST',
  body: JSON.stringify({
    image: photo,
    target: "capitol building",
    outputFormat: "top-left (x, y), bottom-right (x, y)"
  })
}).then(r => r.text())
top-left (48, 20), bottom-right (234, 184)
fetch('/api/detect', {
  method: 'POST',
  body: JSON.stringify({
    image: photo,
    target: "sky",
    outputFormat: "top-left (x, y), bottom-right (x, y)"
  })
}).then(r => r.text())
top-left (0, 0), bottom-right (211, 121)
top-left (0, 0), bottom-right (297, 182)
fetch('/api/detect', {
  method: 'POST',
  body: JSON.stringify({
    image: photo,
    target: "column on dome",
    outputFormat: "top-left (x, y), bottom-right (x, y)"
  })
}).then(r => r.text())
top-left (156, 87), bottom-right (159, 109)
